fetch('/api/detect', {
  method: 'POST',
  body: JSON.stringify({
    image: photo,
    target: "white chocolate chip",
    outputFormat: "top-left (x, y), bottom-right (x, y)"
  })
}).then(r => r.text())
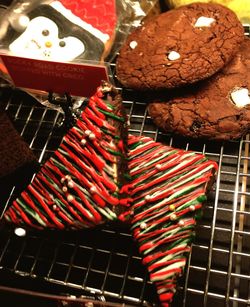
top-left (129, 41), bottom-right (138, 49)
top-left (194, 16), bottom-right (215, 28)
top-left (230, 88), bottom-right (250, 108)
top-left (167, 51), bottom-right (180, 61)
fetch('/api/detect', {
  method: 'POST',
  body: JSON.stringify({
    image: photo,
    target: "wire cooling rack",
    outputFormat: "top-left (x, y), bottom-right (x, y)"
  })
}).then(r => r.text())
top-left (1, 27), bottom-right (250, 307)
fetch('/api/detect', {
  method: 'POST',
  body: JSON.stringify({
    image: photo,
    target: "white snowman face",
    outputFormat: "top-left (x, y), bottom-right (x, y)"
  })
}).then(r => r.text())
top-left (9, 16), bottom-right (85, 62)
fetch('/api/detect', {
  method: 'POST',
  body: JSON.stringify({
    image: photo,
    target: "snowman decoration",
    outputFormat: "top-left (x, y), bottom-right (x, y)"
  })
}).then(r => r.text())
top-left (7, 0), bottom-right (117, 62)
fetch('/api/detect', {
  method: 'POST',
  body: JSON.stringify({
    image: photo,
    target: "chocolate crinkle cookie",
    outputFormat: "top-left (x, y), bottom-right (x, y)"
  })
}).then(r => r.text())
top-left (148, 38), bottom-right (250, 141)
top-left (116, 2), bottom-right (244, 91)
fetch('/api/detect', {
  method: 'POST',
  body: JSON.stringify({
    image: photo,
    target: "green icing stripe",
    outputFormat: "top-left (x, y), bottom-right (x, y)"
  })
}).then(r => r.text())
top-left (97, 108), bottom-right (125, 122)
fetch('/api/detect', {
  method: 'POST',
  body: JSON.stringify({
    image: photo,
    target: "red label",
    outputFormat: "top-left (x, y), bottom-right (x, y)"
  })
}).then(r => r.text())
top-left (0, 55), bottom-right (109, 97)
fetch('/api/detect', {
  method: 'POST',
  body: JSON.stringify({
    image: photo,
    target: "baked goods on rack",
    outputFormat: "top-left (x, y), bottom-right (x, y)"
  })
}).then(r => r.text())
top-left (116, 2), bottom-right (244, 90)
top-left (127, 135), bottom-right (217, 307)
top-left (148, 38), bottom-right (250, 140)
top-left (4, 82), bottom-right (129, 229)
top-left (2, 87), bottom-right (218, 306)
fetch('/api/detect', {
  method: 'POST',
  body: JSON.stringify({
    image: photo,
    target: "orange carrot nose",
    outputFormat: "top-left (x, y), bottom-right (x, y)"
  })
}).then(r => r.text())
top-left (45, 41), bottom-right (52, 48)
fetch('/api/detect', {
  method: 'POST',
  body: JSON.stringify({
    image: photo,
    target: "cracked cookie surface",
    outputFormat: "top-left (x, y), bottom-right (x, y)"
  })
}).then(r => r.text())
top-left (116, 2), bottom-right (244, 90)
top-left (148, 38), bottom-right (250, 140)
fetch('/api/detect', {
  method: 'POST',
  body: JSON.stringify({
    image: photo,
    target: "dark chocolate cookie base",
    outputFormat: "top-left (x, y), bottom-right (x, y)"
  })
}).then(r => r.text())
top-left (116, 2), bottom-right (244, 91)
top-left (148, 38), bottom-right (250, 140)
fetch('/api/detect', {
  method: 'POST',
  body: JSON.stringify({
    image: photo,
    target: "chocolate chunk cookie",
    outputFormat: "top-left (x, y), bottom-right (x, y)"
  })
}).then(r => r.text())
top-left (148, 38), bottom-right (250, 140)
top-left (116, 2), bottom-right (244, 90)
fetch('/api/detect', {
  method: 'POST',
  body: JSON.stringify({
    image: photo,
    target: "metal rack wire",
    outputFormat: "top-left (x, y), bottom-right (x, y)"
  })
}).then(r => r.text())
top-left (1, 28), bottom-right (250, 307)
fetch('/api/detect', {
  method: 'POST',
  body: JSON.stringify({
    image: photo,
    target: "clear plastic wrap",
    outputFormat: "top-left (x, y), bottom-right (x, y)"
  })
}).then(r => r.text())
top-left (0, 0), bottom-right (158, 112)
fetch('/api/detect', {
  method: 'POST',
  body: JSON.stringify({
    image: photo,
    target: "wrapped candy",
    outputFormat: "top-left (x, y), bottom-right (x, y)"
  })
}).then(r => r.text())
top-left (0, 0), bottom-right (158, 101)
top-left (1, 0), bottom-right (117, 62)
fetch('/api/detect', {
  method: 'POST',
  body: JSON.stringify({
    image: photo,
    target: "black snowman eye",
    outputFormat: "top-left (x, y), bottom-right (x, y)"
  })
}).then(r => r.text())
top-left (59, 41), bottom-right (66, 47)
top-left (42, 29), bottom-right (49, 36)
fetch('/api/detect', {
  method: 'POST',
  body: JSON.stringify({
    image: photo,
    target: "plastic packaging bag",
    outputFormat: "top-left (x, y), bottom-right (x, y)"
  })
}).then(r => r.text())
top-left (0, 0), bottom-right (158, 113)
